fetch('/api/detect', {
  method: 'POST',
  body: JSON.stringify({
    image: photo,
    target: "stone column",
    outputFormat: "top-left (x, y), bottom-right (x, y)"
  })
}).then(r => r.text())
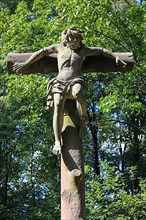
top-left (61, 100), bottom-right (85, 220)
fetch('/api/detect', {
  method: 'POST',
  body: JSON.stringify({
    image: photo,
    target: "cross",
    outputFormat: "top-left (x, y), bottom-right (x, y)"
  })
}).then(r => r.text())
top-left (7, 27), bottom-right (135, 220)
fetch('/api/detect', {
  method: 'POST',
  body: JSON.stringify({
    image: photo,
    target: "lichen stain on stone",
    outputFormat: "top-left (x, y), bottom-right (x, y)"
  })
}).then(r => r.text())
top-left (61, 189), bottom-right (71, 203)
top-left (62, 188), bottom-right (82, 219)
top-left (71, 191), bottom-right (82, 219)
top-left (72, 201), bottom-right (80, 218)
top-left (68, 171), bottom-right (76, 189)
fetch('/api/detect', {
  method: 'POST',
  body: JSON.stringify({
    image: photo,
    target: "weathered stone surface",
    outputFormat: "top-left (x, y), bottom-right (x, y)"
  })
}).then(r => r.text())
top-left (61, 100), bottom-right (85, 220)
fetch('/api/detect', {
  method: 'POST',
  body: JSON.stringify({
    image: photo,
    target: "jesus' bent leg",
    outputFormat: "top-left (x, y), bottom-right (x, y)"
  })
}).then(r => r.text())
top-left (72, 83), bottom-right (87, 136)
top-left (52, 93), bottom-right (65, 155)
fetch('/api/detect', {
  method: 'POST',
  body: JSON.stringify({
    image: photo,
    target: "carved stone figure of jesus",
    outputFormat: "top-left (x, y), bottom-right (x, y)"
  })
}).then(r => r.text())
top-left (13, 27), bottom-right (126, 155)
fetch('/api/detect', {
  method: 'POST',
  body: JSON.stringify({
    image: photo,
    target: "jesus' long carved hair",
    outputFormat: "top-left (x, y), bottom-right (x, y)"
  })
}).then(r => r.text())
top-left (61, 27), bottom-right (85, 48)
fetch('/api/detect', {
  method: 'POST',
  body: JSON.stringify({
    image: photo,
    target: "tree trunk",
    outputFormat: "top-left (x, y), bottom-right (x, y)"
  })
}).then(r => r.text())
top-left (61, 100), bottom-right (85, 220)
top-left (87, 109), bottom-right (100, 176)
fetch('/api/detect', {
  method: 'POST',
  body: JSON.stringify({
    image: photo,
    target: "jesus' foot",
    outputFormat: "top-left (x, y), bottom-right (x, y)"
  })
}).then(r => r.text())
top-left (52, 141), bottom-right (61, 155)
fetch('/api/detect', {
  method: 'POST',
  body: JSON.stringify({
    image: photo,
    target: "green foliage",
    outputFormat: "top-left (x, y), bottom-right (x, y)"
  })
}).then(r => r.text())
top-left (86, 162), bottom-right (146, 220)
top-left (0, 72), bottom-right (60, 219)
top-left (0, 0), bottom-right (145, 219)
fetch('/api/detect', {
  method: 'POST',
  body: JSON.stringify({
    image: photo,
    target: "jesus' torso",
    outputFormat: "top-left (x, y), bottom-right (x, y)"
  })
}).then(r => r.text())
top-left (56, 44), bottom-right (85, 81)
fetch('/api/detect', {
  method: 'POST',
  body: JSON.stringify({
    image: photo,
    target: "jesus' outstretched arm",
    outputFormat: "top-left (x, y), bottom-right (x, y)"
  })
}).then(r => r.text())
top-left (84, 47), bottom-right (127, 67)
top-left (13, 45), bottom-right (58, 73)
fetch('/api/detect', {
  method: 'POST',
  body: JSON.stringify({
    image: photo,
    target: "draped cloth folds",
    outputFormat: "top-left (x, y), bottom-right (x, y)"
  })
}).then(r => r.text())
top-left (46, 76), bottom-right (87, 109)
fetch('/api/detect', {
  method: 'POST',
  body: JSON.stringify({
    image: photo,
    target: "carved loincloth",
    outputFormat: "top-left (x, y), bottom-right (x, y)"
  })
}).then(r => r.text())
top-left (46, 76), bottom-right (87, 109)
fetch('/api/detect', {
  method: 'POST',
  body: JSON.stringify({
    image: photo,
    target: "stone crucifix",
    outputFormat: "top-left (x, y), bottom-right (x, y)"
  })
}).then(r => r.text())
top-left (7, 27), bottom-right (134, 220)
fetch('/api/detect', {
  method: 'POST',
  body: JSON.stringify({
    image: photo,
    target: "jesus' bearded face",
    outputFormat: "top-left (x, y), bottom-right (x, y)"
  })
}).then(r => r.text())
top-left (61, 27), bottom-right (83, 50)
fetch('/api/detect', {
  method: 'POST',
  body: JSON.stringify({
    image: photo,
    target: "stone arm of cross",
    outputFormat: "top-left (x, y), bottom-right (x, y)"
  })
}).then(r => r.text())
top-left (85, 47), bottom-right (127, 68)
top-left (13, 45), bottom-right (58, 73)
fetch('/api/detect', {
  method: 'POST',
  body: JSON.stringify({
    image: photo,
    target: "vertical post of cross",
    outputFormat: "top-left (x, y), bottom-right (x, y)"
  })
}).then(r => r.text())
top-left (61, 100), bottom-right (85, 220)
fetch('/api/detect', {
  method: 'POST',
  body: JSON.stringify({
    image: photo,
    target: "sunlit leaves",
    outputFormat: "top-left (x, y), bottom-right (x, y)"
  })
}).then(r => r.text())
top-left (86, 162), bottom-right (146, 220)
top-left (0, 0), bottom-right (146, 219)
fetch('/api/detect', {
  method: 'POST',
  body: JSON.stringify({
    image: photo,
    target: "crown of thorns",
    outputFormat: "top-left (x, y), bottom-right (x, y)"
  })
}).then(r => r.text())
top-left (61, 27), bottom-right (84, 45)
